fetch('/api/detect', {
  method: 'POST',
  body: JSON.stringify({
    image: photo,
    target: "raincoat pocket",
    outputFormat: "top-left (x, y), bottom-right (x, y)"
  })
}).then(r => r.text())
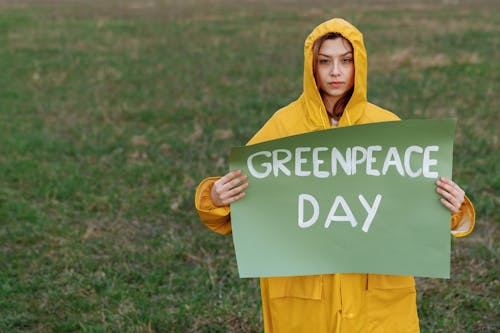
top-left (268, 275), bottom-right (323, 300)
top-left (367, 274), bottom-right (415, 290)
top-left (365, 274), bottom-right (420, 333)
top-left (265, 275), bottom-right (327, 333)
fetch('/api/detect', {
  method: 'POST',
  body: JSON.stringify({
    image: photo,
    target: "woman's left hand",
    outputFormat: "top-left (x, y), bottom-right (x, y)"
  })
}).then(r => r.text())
top-left (436, 177), bottom-right (465, 214)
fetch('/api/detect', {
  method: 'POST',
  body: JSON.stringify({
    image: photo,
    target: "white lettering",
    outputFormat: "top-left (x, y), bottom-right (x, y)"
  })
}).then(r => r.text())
top-left (295, 147), bottom-right (311, 176)
top-left (359, 194), bottom-right (382, 232)
top-left (324, 195), bottom-right (357, 229)
top-left (423, 146), bottom-right (439, 178)
top-left (298, 194), bottom-right (319, 228)
top-left (332, 147), bottom-right (352, 176)
top-left (312, 147), bottom-right (329, 178)
top-left (382, 147), bottom-right (405, 176)
top-left (404, 146), bottom-right (423, 178)
top-left (351, 146), bottom-right (367, 175)
top-left (272, 149), bottom-right (292, 177)
top-left (366, 145), bottom-right (382, 176)
top-left (247, 151), bottom-right (272, 179)
top-left (247, 145), bottom-right (441, 179)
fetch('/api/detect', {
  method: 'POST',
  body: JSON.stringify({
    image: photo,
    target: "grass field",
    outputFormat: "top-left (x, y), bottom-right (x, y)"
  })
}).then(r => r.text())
top-left (0, 0), bottom-right (498, 332)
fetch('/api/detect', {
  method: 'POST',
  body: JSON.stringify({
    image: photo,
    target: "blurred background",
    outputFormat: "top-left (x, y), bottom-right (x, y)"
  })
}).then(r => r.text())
top-left (0, 0), bottom-right (498, 332)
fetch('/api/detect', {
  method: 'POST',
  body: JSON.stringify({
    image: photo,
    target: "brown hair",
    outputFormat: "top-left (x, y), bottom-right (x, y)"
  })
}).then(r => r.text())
top-left (312, 32), bottom-right (354, 119)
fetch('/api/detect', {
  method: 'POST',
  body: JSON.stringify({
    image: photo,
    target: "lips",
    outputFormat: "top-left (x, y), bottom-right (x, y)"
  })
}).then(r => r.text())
top-left (328, 82), bottom-right (344, 88)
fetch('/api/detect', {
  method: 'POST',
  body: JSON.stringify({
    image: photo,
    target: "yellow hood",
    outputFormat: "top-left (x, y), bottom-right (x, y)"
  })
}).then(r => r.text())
top-left (248, 18), bottom-right (378, 146)
top-left (302, 18), bottom-right (368, 129)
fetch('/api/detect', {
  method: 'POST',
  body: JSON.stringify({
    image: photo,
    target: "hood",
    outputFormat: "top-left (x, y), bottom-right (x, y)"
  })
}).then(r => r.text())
top-left (301, 18), bottom-right (368, 129)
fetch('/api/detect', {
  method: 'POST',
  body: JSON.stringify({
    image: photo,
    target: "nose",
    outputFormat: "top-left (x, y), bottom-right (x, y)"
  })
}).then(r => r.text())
top-left (329, 60), bottom-right (341, 76)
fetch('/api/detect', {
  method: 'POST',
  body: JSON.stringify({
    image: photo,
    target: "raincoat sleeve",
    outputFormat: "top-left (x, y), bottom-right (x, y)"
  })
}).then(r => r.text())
top-left (450, 195), bottom-right (475, 237)
top-left (195, 177), bottom-right (232, 235)
top-left (194, 113), bottom-right (281, 236)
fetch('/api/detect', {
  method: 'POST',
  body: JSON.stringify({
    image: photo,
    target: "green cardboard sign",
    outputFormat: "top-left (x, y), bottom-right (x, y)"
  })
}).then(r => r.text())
top-left (229, 119), bottom-right (456, 278)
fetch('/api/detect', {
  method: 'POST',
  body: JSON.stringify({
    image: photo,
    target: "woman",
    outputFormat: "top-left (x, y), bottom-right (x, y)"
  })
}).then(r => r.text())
top-left (195, 18), bottom-right (475, 333)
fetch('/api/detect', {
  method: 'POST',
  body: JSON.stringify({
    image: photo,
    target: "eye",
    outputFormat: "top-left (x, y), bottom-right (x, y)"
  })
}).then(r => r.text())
top-left (343, 57), bottom-right (353, 64)
top-left (319, 58), bottom-right (330, 65)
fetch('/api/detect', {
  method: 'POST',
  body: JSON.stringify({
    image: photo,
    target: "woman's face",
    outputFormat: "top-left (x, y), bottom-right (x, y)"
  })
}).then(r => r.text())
top-left (315, 38), bottom-right (355, 106)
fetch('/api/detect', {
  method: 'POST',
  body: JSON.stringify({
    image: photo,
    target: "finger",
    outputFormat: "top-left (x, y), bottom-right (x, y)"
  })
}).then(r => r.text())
top-left (436, 178), bottom-right (456, 194)
top-left (221, 191), bottom-right (247, 206)
top-left (225, 174), bottom-right (248, 191)
top-left (439, 177), bottom-right (465, 196)
top-left (437, 184), bottom-right (462, 205)
top-left (437, 177), bottom-right (465, 202)
top-left (217, 183), bottom-right (249, 206)
top-left (436, 186), bottom-right (457, 202)
top-left (214, 175), bottom-right (246, 197)
top-left (225, 182), bottom-right (249, 199)
top-left (438, 189), bottom-right (462, 213)
top-left (213, 171), bottom-right (243, 193)
top-left (217, 169), bottom-right (242, 186)
top-left (212, 176), bottom-right (248, 206)
top-left (436, 177), bottom-right (466, 213)
top-left (437, 189), bottom-right (465, 212)
top-left (211, 170), bottom-right (239, 207)
top-left (217, 180), bottom-right (249, 202)
top-left (440, 198), bottom-right (458, 213)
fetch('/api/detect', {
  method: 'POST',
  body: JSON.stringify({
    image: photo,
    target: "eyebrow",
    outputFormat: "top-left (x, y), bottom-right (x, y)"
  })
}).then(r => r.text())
top-left (318, 51), bottom-right (353, 58)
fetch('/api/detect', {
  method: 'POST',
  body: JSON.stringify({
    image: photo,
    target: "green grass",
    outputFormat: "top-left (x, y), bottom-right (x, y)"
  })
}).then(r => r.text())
top-left (0, 0), bottom-right (498, 332)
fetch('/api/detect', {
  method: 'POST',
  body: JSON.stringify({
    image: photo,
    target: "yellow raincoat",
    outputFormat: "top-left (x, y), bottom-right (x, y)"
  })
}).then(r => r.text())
top-left (195, 18), bottom-right (475, 333)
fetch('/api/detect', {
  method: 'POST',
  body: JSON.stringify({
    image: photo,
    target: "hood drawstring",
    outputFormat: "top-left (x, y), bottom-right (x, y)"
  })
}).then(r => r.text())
top-left (345, 110), bottom-right (352, 126)
top-left (320, 106), bottom-right (353, 129)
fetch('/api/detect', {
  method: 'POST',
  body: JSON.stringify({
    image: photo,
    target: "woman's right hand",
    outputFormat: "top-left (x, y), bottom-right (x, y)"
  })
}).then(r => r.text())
top-left (211, 169), bottom-right (249, 207)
